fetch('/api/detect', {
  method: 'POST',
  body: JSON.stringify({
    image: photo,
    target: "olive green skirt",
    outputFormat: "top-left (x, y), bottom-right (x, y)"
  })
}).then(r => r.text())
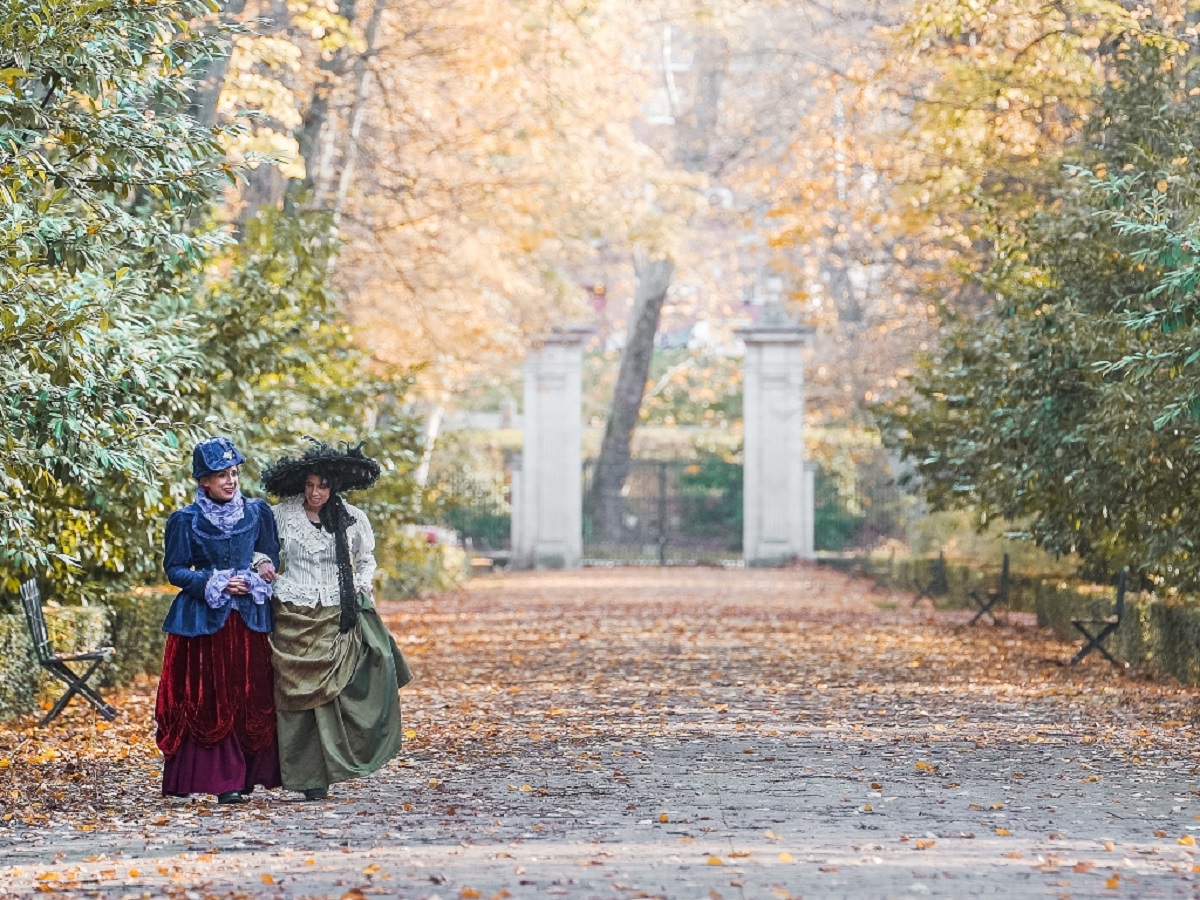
top-left (271, 593), bottom-right (413, 791)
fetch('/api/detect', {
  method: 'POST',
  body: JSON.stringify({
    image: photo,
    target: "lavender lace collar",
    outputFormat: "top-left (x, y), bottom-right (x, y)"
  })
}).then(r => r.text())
top-left (195, 487), bottom-right (246, 533)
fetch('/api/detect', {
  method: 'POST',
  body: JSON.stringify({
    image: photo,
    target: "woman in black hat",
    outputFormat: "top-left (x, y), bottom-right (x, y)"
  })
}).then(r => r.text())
top-left (260, 441), bottom-right (413, 801)
top-left (156, 436), bottom-right (282, 804)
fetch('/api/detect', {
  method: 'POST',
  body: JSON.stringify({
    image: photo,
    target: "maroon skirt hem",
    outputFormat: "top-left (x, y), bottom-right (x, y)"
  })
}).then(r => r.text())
top-left (161, 732), bottom-right (282, 796)
top-left (155, 611), bottom-right (278, 763)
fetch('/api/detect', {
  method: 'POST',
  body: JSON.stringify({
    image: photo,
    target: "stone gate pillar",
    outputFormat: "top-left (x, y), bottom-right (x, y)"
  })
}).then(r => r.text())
top-left (512, 326), bottom-right (592, 569)
top-left (738, 309), bottom-right (815, 565)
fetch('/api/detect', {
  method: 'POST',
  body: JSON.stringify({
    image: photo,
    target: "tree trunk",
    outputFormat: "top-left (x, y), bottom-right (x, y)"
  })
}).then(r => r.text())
top-left (285, 0), bottom-right (362, 212)
top-left (584, 23), bottom-right (726, 545)
top-left (187, 0), bottom-right (250, 129)
top-left (234, 0), bottom-right (293, 225)
top-left (673, 30), bottom-right (728, 172)
top-left (331, 0), bottom-right (385, 230)
top-left (588, 254), bottom-right (675, 541)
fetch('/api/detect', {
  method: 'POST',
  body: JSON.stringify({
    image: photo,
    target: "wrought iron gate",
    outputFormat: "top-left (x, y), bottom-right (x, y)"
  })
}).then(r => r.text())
top-left (581, 459), bottom-right (743, 565)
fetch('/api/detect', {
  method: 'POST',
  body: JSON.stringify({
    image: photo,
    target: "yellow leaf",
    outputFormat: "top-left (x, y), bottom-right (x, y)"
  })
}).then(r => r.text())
top-left (1179, 835), bottom-right (1196, 846)
top-left (261, 874), bottom-right (275, 885)
top-left (915, 840), bottom-right (936, 850)
top-left (659, 813), bottom-right (669, 823)
top-left (127, 869), bottom-right (139, 878)
top-left (363, 863), bottom-right (381, 875)
top-left (707, 856), bottom-right (723, 866)
top-left (460, 890), bottom-right (482, 900)
top-left (1106, 873), bottom-right (1120, 888)
top-left (520, 784), bottom-right (532, 792)
top-left (995, 828), bottom-right (1011, 836)
top-left (778, 851), bottom-right (794, 862)
top-left (1157, 180), bottom-right (1169, 192)
top-left (1104, 841), bottom-right (1115, 851)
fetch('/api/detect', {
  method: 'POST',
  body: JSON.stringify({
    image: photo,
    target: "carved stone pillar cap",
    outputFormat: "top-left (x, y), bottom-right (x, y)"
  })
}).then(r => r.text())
top-left (735, 300), bottom-right (813, 344)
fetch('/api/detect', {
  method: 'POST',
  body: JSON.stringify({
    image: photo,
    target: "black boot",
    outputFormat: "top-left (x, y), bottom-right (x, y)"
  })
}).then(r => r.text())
top-left (301, 787), bottom-right (328, 801)
top-left (217, 790), bottom-right (247, 804)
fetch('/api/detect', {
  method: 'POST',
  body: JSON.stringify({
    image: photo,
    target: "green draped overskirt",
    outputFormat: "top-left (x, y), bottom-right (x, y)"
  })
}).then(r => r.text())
top-left (271, 593), bottom-right (413, 791)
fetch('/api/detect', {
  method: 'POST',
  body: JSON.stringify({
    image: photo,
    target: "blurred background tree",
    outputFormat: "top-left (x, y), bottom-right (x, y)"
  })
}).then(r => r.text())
top-left (878, 23), bottom-right (1200, 587)
top-left (9, 0), bottom-right (1200, 603)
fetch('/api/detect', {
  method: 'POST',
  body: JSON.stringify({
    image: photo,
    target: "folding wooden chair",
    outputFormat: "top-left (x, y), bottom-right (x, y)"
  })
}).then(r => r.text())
top-left (19, 579), bottom-right (118, 726)
top-left (1068, 568), bottom-right (1129, 668)
top-left (912, 551), bottom-right (947, 607)
top-left (968, 553), bottom-right (1009, 626)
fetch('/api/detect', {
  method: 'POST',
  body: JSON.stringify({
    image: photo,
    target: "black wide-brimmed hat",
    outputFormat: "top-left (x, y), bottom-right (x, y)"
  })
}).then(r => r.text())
top-left (261, 440), bottom-right (382, 497)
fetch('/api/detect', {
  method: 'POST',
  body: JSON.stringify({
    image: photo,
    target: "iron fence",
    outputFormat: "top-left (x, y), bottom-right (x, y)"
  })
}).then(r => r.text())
top-left (582, 458), bottom-right (743, 565)
top-left (424, 469), bottom-right (511, 553)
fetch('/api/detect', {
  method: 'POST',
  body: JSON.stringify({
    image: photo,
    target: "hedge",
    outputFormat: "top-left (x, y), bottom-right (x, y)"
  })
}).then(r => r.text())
top-left (825, 552), bottom-right (1200, 685)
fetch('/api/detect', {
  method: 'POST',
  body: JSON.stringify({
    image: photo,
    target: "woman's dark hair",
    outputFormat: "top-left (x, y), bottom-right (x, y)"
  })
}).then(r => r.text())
top-left (317, 484), bottom-right (359, 633)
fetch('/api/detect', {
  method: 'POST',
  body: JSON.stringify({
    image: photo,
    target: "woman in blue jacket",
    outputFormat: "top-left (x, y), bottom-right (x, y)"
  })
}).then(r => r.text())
top-left (155, 437), bottom-right (282, 804)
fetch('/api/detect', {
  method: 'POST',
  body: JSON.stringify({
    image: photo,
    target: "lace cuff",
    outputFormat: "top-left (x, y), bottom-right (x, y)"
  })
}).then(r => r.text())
top-left (245, 570), bottom-right (273, 605)
top-left (205, 568), bottom-right (274, 609)
top-left (205, 569), bottom-right (236, 609)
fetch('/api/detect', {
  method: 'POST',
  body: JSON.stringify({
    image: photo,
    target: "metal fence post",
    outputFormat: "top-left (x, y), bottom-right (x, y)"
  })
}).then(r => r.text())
top-left (658, 462), bottom-right (668, 566)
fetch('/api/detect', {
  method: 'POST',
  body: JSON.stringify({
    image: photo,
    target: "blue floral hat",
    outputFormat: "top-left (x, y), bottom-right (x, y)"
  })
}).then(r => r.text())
top-left (192, 437), bottom-right (246, 479)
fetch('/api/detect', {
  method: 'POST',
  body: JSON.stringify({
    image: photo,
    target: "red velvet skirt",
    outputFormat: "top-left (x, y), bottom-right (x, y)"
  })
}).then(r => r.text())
top-left (155, 611), bottom-right (277, 760)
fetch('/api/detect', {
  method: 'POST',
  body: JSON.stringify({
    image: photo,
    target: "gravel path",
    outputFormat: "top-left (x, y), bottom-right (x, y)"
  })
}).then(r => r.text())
top-left (3, 565), bottom-right (1200, 899)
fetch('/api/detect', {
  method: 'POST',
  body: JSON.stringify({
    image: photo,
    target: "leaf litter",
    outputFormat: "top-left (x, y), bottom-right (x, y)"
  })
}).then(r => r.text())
top-left (3, 565), bottom-right (1200, 896)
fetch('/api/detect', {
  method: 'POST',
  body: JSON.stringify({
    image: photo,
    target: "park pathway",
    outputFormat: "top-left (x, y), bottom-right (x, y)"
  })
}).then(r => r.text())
top-left (4, 566), bottom-right (1200, 898)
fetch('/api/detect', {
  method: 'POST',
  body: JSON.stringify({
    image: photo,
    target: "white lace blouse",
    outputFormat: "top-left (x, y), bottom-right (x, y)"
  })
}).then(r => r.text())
top-left (271, 495), bottom-right (377, 608)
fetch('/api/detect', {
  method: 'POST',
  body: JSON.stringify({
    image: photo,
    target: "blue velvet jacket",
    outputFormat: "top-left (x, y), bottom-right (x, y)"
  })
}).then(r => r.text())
top-left (161, 498), bottom-right (280, 637)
